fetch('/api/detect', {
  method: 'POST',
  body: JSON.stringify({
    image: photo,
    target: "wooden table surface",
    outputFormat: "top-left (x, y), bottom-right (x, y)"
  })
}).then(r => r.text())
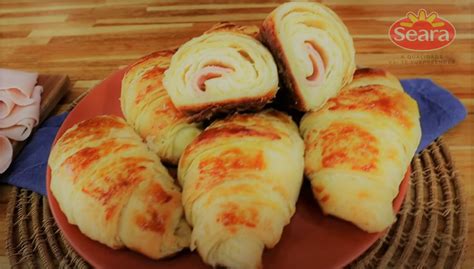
top-left (0, 0), bottom-right (472, 268)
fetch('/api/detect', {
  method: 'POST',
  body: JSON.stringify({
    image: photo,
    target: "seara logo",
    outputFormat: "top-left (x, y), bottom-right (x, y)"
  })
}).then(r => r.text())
top-left (389, 9), bottom-right (456, 51)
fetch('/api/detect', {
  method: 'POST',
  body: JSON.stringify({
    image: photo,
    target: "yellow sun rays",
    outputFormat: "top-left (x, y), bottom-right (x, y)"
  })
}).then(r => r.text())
top-left (400, 9), bottom-right (445, 28)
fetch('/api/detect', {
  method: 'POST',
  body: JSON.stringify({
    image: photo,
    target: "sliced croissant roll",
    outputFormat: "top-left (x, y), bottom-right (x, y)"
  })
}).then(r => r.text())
top-left (300, 69), bottom-right (421, 233)
top-left (163, 23), bottom-right (279, 120)
top-left (121, 50), bottom-right (202, 164)
top-left (49, 115), bottom-right (190, 259)
top-left (261, 2), bottom-right (356, 111)
top-left (178, 109), bottom-right (304, 269)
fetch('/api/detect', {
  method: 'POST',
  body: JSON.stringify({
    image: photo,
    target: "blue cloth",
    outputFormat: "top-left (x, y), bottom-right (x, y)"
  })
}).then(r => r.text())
top-left (401, 79), bottom-right (467, 152)
top-left (0, 112), bottom-right (68, 195)
top-left (0, 79), bottom-right (468, 195)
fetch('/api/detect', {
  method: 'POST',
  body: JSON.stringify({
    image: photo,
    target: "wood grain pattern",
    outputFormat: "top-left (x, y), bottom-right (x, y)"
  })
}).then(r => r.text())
top-left (0, 0), bottom-right (472, 268)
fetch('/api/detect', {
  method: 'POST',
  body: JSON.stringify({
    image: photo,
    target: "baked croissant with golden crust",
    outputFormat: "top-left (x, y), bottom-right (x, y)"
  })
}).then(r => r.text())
top-left (121, 50), bottom-right (202, 164)
top-left (49, 115), bottom-right (190, 259)
top-left (300, 68), bottom-right (421, 232)
top-left (346, 67), bottom-right (404, 91)
top-left (178, 109), bottom-right (304, 269)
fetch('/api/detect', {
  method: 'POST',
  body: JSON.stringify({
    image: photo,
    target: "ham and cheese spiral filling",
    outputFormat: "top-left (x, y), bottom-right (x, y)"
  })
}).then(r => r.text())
top-left (163, 25), bottom-right (278, 118)
top-left (305, 42), bottom-right (325, 86)
top-left (261, 2), bottom-right (356, 111)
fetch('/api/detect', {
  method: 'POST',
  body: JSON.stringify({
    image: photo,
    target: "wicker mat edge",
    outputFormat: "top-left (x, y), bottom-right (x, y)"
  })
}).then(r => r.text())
top-left (4, 91), bottom-right (468, 269)
top-left (6, 138), bottom-right (467, 269)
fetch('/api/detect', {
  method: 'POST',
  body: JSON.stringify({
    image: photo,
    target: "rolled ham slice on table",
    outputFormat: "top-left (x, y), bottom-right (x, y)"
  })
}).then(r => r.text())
top-left (0, 118), bottom-right (38, 141)
top-left (0, 85), bottom-right (42, 136)
top-left (0, 136), bottom-right (13, 173)
top-left (0, 68), bottom-right (42, 174)
top-left (0, 68), bottom-right (38, 119)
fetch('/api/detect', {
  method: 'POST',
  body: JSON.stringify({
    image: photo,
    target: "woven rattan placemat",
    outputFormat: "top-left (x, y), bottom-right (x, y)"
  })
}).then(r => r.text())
top-left (5, 138), bottom-right (468, 269)
top-left (5, 93), bottom-right (468, 268)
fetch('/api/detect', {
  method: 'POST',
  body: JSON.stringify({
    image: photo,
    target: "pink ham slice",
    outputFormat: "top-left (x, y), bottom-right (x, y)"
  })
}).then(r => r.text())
top-left (0, 86), bottom-right (42, 140)
top-left (0, 135), bottom-right (12, 173)
top-left (305, 43), bottom-right (325, 86)
top-left (0, 68), bottom-right (38, 93)
top-left (0, 118), bottom-right (37, 141)
top-left (0, 68), bottom-right (38, 119)
top-left (192, 65), bottom-right (232, 92)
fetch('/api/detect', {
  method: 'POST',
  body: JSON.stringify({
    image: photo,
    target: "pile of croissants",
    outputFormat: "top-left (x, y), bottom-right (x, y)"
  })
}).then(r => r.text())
top-left (49, 2), bottom-right (421, 269)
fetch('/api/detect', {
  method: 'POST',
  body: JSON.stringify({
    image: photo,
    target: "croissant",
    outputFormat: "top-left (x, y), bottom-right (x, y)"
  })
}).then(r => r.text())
top-left (300, 69), bottom-right (421, 233)
top-left (261, 2), bottom-right (356, 111)
top-left (121, 50), bottom-right (202, 164)
top-left (163, 23), bottom-right (279, 120)
top-left (48, 115), bottom-right (190, 259)
top-left (178, 109), bottom-right (304, 269)
top-left (347, 67), bottom-right (404, 91)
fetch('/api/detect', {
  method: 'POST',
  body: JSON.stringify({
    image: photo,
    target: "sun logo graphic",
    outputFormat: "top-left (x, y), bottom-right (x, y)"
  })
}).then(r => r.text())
top-left (389, 9), bottom-right (456, 51)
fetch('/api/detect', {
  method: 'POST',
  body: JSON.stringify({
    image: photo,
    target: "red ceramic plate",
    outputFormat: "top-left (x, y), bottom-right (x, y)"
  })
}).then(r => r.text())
top-left (47, 68), bottom-right (410, 269)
